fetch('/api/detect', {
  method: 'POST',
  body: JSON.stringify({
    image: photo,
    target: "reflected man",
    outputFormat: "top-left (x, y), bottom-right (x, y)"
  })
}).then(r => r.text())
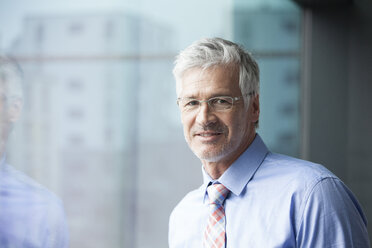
top-left (169, 38), bottom-right (370, 247)
top-left (0, 57), bottom-right (69, 248)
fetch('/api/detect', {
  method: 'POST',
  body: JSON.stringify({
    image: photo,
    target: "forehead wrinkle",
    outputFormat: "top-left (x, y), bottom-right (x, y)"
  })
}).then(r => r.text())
top-left (180, 85), bottom-right (235, 101)
top-left (179, 65), bottom-right (239, 99)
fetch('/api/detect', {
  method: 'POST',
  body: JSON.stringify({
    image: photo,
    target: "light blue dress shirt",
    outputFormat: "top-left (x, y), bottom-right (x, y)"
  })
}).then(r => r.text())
top-left (0, 156), bottom-right (69, 248)
top-left (169, 134), bottom-right (370, 247)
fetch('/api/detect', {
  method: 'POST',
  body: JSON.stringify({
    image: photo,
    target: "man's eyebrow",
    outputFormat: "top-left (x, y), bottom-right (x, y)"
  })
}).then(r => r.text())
top-left (179, 95), bottom-right (196, 99)
top-left (180, 93), bottom-right (234, 99)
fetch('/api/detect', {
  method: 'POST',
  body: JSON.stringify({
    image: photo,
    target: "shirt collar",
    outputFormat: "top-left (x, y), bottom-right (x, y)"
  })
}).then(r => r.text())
top-left (202, 134), bottom-right (269, 203)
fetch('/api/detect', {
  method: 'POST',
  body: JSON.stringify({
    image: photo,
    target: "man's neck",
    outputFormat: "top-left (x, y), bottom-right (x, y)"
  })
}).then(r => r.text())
top-left (202, 132), bottom-right (256, 180)
top-left (202, 161), bottom-right (230, 180)
top-left (0, 138), bottom-right (7, 159)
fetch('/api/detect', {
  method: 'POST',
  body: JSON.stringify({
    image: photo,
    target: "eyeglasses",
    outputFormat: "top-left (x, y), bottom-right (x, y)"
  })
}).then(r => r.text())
top-left (177, 94), bottom-right (250, 113)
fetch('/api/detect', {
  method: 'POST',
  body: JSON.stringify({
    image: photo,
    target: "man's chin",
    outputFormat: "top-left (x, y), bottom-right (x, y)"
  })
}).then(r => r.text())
top-left (193, 149), bottom-right (226, 163)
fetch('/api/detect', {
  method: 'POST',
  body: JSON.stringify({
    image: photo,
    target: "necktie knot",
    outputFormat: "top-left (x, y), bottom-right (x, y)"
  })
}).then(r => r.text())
top-left (207, 184), bottom-right (230, 206)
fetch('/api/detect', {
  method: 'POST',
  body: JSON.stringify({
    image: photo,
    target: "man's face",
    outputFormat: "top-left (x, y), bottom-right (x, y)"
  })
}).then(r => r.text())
top-left (0, 85), bottom-right (22, 142)
top-left (178, 65), bottom-right (259, 164)
top-left (0, 88), bottom-right (8, 141)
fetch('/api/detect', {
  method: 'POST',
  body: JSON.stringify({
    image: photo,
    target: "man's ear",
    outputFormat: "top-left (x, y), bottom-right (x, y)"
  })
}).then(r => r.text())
top-left (7, 98), bottom-right (23, 123)
top-left (249, 94), bottom-right (260, 123)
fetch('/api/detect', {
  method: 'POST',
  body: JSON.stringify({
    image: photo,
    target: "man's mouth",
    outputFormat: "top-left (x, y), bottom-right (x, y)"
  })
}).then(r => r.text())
top-left (197, 132), bottom-right (222, 137)
top-left (194, 130), bottom-right (225, 142)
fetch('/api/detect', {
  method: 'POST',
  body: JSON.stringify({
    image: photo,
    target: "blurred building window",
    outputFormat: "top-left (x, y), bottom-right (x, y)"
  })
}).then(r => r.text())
top-left (68, 108), bottom-right (84, 119)
top-left (105, 20), bottom-right (114, 39)
top-left (69, 22), bottom-right (84, 35)
top-left (68, 79), bottom-right (84, 91)
top-left (69, 134), bottom-right (84, 145)
top-left (35, 23), bottom-right (44, 44)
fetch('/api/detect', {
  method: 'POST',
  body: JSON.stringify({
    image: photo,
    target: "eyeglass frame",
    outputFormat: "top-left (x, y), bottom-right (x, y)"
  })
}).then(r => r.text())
top-left (176, 92), bottom-right (255, 113)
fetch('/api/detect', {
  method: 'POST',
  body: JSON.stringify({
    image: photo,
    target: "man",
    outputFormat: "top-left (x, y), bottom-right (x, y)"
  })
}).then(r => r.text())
top-left (0, 57), bottom-right (69, 247)
top-left (168, 38), bottom-right (370, 247)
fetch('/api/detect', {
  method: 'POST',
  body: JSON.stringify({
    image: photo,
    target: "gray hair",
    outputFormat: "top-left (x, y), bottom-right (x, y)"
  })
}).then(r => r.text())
top-left (173, 37), bottom-right (260, 109)
top-left (0, 56), bottom-right (24, 103)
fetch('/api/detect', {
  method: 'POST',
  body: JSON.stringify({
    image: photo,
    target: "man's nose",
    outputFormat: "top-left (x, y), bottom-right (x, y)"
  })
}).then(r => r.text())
top-left (195, 102), bottom-right (217, 125)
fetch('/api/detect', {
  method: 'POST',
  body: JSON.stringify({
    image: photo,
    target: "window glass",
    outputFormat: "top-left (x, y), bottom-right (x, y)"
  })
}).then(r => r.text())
top-left (0, 0), bottom-right (301, 247)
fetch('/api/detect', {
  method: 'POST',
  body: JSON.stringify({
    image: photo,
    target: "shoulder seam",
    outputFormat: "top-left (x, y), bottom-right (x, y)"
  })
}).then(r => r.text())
top-left (296, 176), bottom-right (339, 233)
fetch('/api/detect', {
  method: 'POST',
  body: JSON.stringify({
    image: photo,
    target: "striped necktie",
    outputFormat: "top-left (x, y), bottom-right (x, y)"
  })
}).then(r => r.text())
top-left (203, 183), bottom-right (230, 248)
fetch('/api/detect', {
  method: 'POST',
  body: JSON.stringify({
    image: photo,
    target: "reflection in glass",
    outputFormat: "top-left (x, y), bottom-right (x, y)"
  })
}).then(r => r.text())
top-left (0, 57), bottom-right (69, 247)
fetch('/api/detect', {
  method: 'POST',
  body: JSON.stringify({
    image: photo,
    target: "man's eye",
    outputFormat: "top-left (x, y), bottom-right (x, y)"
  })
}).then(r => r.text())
top-left (185, 100), bottom-right (199, 106)
top-left (211, 98), bottom-right (231, 105)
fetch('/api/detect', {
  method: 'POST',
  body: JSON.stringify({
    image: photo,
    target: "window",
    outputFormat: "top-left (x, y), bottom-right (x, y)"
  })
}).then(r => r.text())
top-left (1, 1), bottom-right (301, 247)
